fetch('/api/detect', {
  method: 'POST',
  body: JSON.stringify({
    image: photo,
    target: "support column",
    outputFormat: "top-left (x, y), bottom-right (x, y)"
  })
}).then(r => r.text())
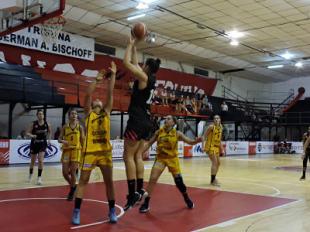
top-left (8, 103), bottom-right (16, 138)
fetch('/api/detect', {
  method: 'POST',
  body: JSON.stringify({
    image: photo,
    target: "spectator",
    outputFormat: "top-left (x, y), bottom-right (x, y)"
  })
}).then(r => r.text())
top-left (153, 88), bottom-right (161, 104)
top-left (161, 88), bottom-right (168, 106)
top-left (195, 93), bottom-right (202, 113)
top-left (54, 127), bottom-right (61, 140)
top-left (191, 96), bottom-right (198, 114)
top-left (208, 102), bottom-right (213, 111)
top-left (221, 101), bottom-right (228, 120)
top-left (202, 94), bottom-right (208, 106)
top-left (17, 130), bottom-right (27, 139)
top-left (169, 90), bottom-right (177, 106)
top-left (185, 95), bottom-right (193, 113)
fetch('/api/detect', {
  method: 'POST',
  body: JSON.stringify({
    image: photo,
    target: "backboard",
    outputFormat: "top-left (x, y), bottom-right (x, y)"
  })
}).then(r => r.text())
top-left (0, 0), bottom-right (65, 36)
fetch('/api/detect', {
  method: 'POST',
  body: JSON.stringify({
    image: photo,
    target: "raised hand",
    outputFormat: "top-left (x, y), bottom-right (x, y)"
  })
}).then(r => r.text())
top-left (96, 69), bottom-right (106, 82)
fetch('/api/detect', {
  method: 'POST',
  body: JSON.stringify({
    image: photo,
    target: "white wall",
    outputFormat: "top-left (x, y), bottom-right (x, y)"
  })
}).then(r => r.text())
top-left (271, 76), bottom-right (309, 99)
top-left (212, 73), bottom-right (271, 100)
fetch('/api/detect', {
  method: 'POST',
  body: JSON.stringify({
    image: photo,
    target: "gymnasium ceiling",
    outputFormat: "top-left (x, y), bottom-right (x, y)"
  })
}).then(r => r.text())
top-left (63, 0), bottom-right (310, 82)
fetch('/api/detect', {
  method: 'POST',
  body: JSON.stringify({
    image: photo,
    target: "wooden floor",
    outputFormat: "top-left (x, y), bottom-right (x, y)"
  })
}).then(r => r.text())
top-left (0, 154), bottom-right (309, 232)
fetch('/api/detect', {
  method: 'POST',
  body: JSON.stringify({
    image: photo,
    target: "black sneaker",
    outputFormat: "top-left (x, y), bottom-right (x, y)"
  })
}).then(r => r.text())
top-left (138, 189), bottom-right (148, 202)
top-left (124, 192), bottom-right (140, 211)
top-left (139, 201), bottom-right (150, 213)
top-left (300, 175), bottom-right (306, 181)
top-left (184, 197), bottom-right (194, 209)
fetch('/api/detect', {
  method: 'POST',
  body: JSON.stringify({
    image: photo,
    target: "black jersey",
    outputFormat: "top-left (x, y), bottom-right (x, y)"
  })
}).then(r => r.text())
top-left (32, 120), bottom-right (49, 141)
top-left (128, 74), bottom-right (156, 120)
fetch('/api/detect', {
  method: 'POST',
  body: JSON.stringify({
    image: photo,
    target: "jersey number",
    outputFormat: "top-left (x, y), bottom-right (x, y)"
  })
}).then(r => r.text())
top-left (146, 89), bottom-right (155, 104)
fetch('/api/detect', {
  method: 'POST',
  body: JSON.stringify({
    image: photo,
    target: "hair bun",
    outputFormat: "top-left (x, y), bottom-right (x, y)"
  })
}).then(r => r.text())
top-left (156, 58), bottom-right (161, 65)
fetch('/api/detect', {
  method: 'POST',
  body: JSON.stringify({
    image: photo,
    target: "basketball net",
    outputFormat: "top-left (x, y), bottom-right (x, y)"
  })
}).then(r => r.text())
top-left (40, 16), bottom-right (66, 44)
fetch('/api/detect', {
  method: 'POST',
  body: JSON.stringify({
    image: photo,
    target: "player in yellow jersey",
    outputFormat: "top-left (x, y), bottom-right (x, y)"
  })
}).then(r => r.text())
top-left (202, 115), bottom-right (225, 186)
top-left (72, 61), bottom-right (118, 225)
top-left (58, 109), bottom-right (84, 201)
top-left (139, 115), bottom-right (201, 213)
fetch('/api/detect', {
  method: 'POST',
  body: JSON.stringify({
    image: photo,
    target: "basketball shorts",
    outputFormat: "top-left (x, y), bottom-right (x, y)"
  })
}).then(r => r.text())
top-left (154, 156), bottom-right (181, 176)
top-left (30, 140), bottom-right (47, 155)
top-left (124, 116), bottom-right (154, 141)
top-left (205, 146), bottom-right (220, 156)
top-left (80, 151), bottom-right (112, 171)
top-left (61, 149), bottom-right (81, 163)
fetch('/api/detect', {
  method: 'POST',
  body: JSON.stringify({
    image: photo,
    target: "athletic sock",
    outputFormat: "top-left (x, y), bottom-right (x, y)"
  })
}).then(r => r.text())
top-left (137, 178), bottom-right (143, 194)
top-left (38, 169), bottom-right (43, 177)
top-left (127, 179), bottom-right (136, 196)
top-left (75, 197), bottom-right (82, 209)
top-left (108, 200), bottom-right (115, 210)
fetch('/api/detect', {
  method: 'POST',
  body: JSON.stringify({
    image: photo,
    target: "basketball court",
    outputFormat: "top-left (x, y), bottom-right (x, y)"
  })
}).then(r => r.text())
top-left (1, 0), bottom-right (310, 232)
top-left (0, 155), bottom-right (309, 232)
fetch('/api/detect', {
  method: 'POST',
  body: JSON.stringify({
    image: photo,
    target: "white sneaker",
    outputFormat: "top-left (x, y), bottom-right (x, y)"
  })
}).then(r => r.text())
top-left (28, 174), bottom-right (33, 183)
top-left (37, 177), bottom-right (42, 185)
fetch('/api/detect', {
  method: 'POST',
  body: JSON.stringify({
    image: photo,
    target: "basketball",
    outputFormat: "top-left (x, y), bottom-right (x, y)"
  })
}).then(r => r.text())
top-left (131, 22), bottom-right (147, 40)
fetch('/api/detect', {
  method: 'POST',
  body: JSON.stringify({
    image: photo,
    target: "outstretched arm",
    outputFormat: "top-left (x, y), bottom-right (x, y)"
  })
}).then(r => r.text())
top-left (123, 36), bottom-right (148, 83)
top-left (177, 131), bottom-right (201, 145)
top-left (104, 61), bottom-right (117, 114)
top-left (142, 130), bottom-right (160, 154)
top-left (202, 125), bottom-right (213, 148)
top-left (84, 69), bottom-right (106, 116)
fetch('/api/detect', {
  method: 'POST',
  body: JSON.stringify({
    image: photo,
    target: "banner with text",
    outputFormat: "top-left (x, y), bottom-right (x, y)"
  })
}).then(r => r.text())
top-left (256, 141), bottom-right (274, 154)
top-left (9, 140), bottom-right (61, 164)
top-left (0, 26), bottom-right (94, 61)
top-left (226, 141), bottom-right (249, 155)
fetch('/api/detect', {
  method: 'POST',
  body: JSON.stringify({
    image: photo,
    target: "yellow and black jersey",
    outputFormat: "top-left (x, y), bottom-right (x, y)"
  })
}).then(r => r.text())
top-left (204, 124), bottom-right (223, 152)
top-left (63, 123), bottom-right (81, 150)
top-left (84, 111), bottom-right (112, 153)
top-left (156, 127), bottom-right (178, 159)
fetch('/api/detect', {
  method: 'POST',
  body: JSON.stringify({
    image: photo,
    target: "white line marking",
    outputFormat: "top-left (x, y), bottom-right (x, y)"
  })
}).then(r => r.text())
top-left (191, 199), bottom-right (302, 231)
top-left (0, 197), bottom-right (125, 230)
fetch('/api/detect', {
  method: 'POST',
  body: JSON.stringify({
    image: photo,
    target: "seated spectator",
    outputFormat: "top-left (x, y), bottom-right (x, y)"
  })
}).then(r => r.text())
top-left (169, 90), bottom-right (178, 105)
top-left (199, 104), bottom-right (212, 116)
top-left (202, 94), bottom-right (208, 106)
top-left (153, 88), bottom-right (162, 104)
top-left (191, 96), bottom-right (198, 114)
top-left (176, 95), bottom-right (190, 114)
top-left (207, 101), bottom-right (213, 111)
top-left (160, 87), bottom-right (168, 106)
top-left (17, 130), bottom-right (27, 139)
top-left (195, 93), bottom-right (202, 113)
top-left (185, 95), bottom-right (194, 113)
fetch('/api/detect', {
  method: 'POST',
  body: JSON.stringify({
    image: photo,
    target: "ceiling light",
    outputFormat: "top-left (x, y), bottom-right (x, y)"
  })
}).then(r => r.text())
top-left (267, 65), bottom-right (284, 69)
top-left (230, 40), bottom-right (239, 46)
top-left (227, 30), bottom-right (244, 39)
top-left (127, 13), bottom-right (146, 21)
top-left (281, 52), bottom-right (294, 60)
top-left (136, 2), bottom-right (149, 10)
top-left (295, 62), bottom-right (303, 68)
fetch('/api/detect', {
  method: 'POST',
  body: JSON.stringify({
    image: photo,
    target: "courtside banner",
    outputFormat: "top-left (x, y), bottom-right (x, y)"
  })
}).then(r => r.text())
top-left (9, 140), bottom-right (61, 164)
top-left (226, 141), bottom-right (249, 155)
top-left (192, 142), bottom-right (226, 157)
top-left (111, 139), bottom-right (124, 159)
top-left (0, 26), bottom-right (94, 61)
top-left (149, 141), bottom-right (184, 158)
top-left (256, 141), bottom-right (274, 154)
top-left (0, 139), bottom-right (9, 165)
top-left (290, 142), bottom-right (303, 154)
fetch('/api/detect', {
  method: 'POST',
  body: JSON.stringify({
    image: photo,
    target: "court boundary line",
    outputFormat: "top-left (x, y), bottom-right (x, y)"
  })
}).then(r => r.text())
top-left (0, 197), bottom-right (125, 230)
top-left (191, 199), bottom-right (303, 232)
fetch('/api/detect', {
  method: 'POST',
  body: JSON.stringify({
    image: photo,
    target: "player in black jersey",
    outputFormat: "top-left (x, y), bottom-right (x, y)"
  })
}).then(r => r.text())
top-left (300, 127), bottom-right (310, 180)
top-left (26, 110), bottom-right (51, 185)
top-left (123, 36), bottom-right (161, 210)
